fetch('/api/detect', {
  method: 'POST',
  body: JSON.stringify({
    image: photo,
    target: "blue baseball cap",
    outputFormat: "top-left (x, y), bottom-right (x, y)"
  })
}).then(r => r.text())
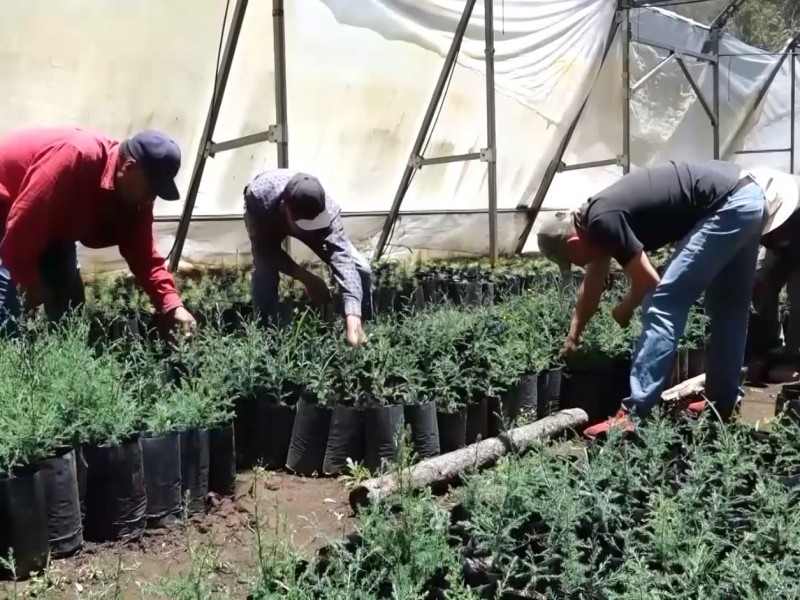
top-left (125, 130), bottom-right (182, 200)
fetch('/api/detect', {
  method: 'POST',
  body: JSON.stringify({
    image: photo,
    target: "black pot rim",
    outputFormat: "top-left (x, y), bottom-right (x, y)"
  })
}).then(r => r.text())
top-left (0, 462), bottom-right (42, 479)
top-left (141, 429), bottom-right (181, 440)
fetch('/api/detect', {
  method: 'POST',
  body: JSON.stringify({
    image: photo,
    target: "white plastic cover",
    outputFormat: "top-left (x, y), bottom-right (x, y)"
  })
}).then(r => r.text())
top-left (0, 0), bottom-right (795, 270)
top-left (531, 8), bottom-right (798, 252)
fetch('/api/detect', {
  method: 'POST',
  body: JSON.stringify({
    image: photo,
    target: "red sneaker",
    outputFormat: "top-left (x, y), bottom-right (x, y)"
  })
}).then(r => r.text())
top-left (686, 399), bottom-right (706, 415)
top-left (584, 409), bottom-right (635, 439)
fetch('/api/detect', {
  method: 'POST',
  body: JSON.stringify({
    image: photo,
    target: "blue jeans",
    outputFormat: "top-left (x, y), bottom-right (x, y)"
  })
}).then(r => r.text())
top-left (624, 182), bottom-right (767, 418)
top-left (252, 248), bottom-right (373, 324)
top-left (0, 242), bottom-right (86, 337)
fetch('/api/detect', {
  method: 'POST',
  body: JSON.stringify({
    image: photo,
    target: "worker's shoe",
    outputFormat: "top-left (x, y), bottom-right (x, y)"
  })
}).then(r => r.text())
top-left (684, 396), bottom-right (742, 422)
top-left (584, 409), bottom-right (635, 440)
top-left (746, 360), bottom-right (768, 385)
top-left (686, 399), bottom-right (706, 416)
top-left (767, 365), bottom-right (800, 384)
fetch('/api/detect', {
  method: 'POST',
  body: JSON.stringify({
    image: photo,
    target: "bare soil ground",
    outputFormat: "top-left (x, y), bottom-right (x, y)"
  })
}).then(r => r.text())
top-left (0, 471), bottom-right (352, 599)
top-left (739, 382), bottom-right (781, 424)
top-left (0, 384), bottom-right (785, 599)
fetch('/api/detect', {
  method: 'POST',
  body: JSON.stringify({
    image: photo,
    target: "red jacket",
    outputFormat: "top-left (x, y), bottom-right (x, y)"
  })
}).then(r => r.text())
top-left (0, 127), bottom-right (182, 312)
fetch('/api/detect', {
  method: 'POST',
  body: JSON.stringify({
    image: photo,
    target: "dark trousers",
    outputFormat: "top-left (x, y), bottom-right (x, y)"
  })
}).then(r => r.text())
top-left (749, 248), bottom-right (800, 361)
top-left (251, 252), bottom-right (373, 324)
top-left (0, 242), bottom-right (86, 336)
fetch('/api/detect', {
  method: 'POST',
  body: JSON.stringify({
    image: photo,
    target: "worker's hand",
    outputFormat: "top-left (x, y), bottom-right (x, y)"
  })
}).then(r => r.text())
top-left (612, 302), bottom-right (633, 328)
top-left (345, 315), bottom-right (367, 347)
top-left (166, 306), bottom-right (197, 336)
top-left (301, 273), bottom-right (332, 308)
top-left (560, 335), bottom-right (579, 358)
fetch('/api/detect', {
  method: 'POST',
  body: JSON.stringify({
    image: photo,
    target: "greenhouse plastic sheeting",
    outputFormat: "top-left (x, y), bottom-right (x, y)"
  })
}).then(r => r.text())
top-left (527, 8), bottom-right (797, 252)
top-left (0, 0), bottom-right (794, 270)
top-left (733, 52), bottom-right (799, 174)
top-left (0, 0), bottom-right (613, 269)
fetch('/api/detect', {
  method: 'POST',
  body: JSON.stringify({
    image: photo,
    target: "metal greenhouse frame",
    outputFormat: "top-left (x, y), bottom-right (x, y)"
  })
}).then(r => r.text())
top-left (513, 0), bottom-right (799, 253)
top-left (166, 0), bottom-right (798, 270)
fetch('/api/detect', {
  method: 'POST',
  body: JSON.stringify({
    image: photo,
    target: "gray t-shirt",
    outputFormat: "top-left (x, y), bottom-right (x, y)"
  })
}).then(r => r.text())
top-left (577, 160), bottom-right (742, 266)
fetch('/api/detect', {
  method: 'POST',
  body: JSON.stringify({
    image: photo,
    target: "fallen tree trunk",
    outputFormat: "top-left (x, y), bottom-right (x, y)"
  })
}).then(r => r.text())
top-left (349, 408), bottom-right (588, 511)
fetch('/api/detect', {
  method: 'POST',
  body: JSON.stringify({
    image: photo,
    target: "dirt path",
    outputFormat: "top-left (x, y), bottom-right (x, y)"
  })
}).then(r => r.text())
top-left (1, 471), bottom-right (352, 599)
top-left (739, 382), bottom-right (781, 424)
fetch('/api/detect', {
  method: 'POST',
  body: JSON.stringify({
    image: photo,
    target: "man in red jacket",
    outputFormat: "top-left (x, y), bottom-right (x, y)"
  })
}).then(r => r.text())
top-left (0, 127), bottom-right (196, 335)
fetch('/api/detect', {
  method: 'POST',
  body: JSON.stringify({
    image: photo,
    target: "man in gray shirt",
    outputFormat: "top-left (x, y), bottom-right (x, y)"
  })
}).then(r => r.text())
top-left (243, 169), bottom-right (370, 346)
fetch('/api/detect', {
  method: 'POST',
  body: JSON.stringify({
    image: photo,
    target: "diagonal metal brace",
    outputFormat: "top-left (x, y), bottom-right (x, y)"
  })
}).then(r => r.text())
top-left (675, 56), bottom-right (717, 126)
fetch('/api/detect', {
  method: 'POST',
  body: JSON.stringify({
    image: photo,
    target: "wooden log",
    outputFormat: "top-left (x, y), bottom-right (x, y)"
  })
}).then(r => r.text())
top-left (348, 408), bottom-right (589, 511)
top-left (661, 373), bottom-right (706, 404)
top-left (660, 367), bottom-right (746, 408)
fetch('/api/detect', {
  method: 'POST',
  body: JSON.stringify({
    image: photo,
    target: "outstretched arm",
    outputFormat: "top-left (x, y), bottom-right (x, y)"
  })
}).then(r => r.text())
top-left (614, 250), bottom-right (660, 326)
top-left (118, 212), bottom-right (183, 313)
top-left (565, 257), bottom-right (611, 350)
top-left (322, 215), bottom-right (363, 319)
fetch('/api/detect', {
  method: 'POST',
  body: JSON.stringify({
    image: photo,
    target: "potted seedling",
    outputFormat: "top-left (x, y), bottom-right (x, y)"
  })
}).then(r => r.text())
top-left (0, 356), bottom-right (58, 579)
top-left (393, 260), bottom-right (422, 312)
top-left (401, 355), bottom-right (441, 462)
top-left (322, 338), bottom-right (366, 476)
top-left (430, 356), bottom-right (470, 454)
top-left (413, 307), bottom-right (479, 450)
top-left (31, 316), bottom-right (99, 558)
top-left (357, 322), bottom-right (415, 471)
top-left (169, 375), bottom-right (231, 515)
top-left (229, 321), bottom-right (294, 470)
top-left (69, 345), bottom-right (145, 543)
top-left (136, 364), bottom-right (183, 527)
top-left (494, 336), bottom-right (538, 427)
top-left (190, 327), bottom-right (240, 497)
top-left (225, 321), bottom-right (271, 468)
top-left (561, 298), bottom-right (633, 423)
top-left (468, 315), bottom-right (522, 438)
top-left (285, 315), bottom-right (335, 476)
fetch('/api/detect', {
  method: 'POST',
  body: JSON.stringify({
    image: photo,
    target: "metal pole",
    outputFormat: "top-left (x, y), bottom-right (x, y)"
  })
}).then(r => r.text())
top-left (484, 0), bottom-right (498, 265)
top-left (621, 1), bottom-right (631, 174)
top-left (709, 0), bottom-right (748, 31)
top-left (169, 0), bottom-right (249, 272)
top-left (675, 57), bottom-right (717, 125)
top-left (789, 44), bottom-right (797, 175)
top-left (711, 27), bottom-right (721, 159)
top-left (631, 53), bottom-right (674, 93)
top-left (374, 0), bottom-right (479, 261)
top-left (513, 12), bottom-right (620, 254)
top-left (273, 0), bottom-right (289, 168)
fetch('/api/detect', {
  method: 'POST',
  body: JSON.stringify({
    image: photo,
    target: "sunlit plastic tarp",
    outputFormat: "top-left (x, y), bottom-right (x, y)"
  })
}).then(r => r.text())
top-left (0, 0), bottom-right (794, 269)
top-left (733, 50), bottom-right (799, 174)
top-left (528, 7), bottom-right (796, 252)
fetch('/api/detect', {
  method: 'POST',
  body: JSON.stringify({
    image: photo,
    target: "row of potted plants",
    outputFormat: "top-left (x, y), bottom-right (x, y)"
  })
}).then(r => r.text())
top-left (83, 253), bottom-right (661, 326)
top-left (0, 273), bottom-right (708, 578)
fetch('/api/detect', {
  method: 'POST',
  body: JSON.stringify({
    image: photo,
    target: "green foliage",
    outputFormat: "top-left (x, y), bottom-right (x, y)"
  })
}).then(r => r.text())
top-left (218, 412), bottom-right (800, 599)
top-left (1, 256), bottom-right (710, 476)
top-left (674, 0), bottom-right (799, 52)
